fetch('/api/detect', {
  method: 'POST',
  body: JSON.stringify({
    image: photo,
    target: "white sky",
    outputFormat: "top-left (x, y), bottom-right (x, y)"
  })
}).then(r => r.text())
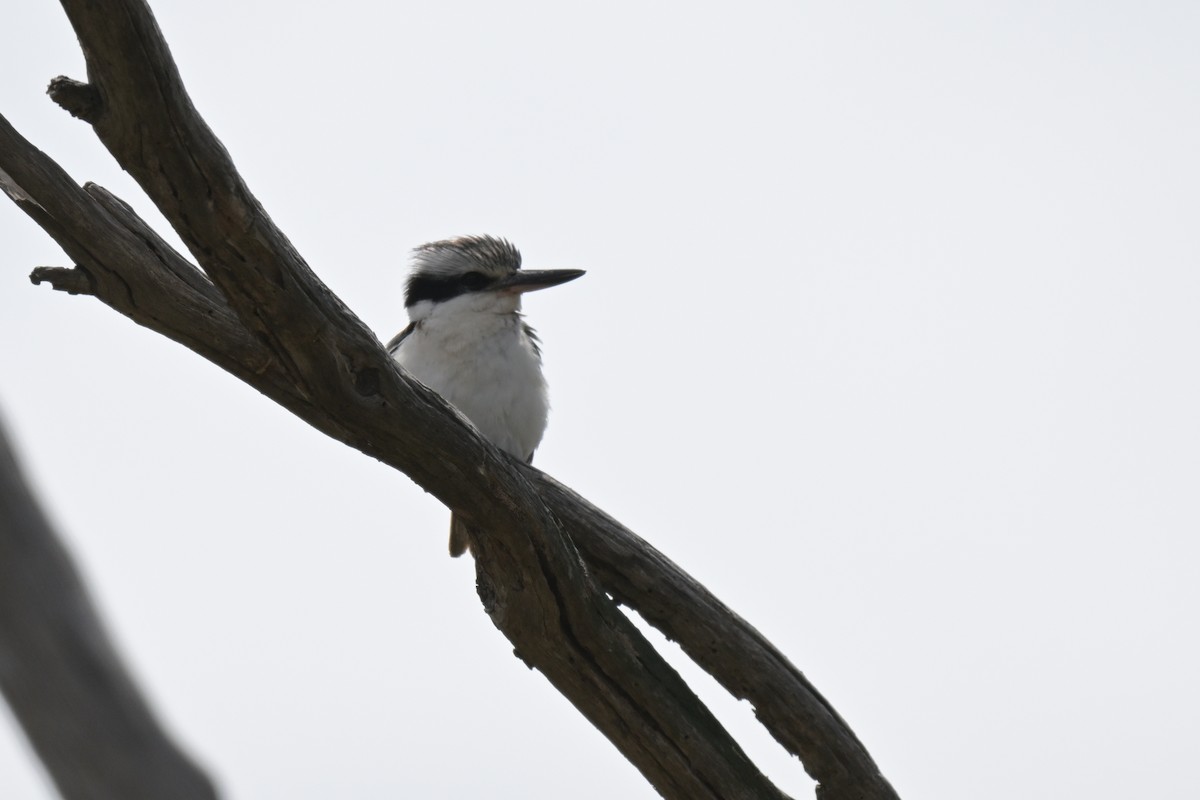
top-left (2, 2), bottom-right (1198, 798)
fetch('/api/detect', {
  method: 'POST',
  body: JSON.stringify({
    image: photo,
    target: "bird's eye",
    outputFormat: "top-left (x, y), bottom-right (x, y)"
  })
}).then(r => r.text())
top-left (460, 271), bottom-right (489, 291)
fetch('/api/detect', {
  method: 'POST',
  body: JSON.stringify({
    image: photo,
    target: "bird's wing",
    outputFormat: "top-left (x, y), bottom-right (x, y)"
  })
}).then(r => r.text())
top-left (385, 321), bottom-right (417, 355)
top-left (522, 321), bottom-right (542, 357)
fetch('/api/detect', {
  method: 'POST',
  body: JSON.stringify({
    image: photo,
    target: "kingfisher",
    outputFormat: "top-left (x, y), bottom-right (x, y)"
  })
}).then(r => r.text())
top-left (387, 235), bottom-right (584, 557)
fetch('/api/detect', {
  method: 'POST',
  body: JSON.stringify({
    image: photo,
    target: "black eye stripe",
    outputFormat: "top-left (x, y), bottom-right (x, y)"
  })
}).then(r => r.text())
top-left (405, 272), bottom-right (494, 307)
top-left (459, 271), bottom-right (489, 290)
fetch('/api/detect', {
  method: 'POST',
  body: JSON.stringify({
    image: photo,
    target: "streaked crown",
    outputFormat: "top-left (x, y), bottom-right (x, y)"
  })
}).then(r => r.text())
top-left (413, 235), bottom-right (521, 278)
top-left (405, 235), bottom-right (522, 307)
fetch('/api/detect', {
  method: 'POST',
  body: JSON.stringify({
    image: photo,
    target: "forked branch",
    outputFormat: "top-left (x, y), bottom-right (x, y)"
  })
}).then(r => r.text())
top-left (0, 2), bottom-right (897, 798)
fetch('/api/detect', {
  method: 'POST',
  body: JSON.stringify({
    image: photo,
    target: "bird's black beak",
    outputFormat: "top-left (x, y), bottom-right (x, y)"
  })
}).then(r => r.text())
top-left (491, 269), bottom-right (585, 294)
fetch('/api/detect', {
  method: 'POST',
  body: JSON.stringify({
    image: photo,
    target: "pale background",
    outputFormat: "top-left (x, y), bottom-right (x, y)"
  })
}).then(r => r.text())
top-left (2, 2), bottom-right (1197, 798)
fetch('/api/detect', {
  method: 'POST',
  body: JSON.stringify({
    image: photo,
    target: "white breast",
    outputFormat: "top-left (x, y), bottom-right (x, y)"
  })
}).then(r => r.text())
top-left (392, 299), bottom-right (550, 461)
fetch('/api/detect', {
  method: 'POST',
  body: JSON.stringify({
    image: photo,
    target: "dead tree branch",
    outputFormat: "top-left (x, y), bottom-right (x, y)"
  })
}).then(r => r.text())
top-left (0, 2), bottom-right (898, 798)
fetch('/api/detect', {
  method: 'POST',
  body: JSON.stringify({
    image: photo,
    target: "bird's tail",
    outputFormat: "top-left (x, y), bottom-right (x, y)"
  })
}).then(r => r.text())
top-left (448, 512), bottom-right (472, 558)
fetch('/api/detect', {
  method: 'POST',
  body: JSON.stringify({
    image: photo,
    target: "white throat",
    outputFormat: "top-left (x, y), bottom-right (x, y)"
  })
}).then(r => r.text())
top-left (392, 293), bottom-right (549, 461)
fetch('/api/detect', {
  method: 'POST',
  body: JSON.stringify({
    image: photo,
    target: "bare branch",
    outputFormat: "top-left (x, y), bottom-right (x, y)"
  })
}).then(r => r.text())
top-left (0, 416), bottom-right (219, 800)
top-left (3, 19), bottom-right (790, 800)
top-left (0, 1), bottom-right (900, 798)
top-left (536, 475), bottom-right (898, 800)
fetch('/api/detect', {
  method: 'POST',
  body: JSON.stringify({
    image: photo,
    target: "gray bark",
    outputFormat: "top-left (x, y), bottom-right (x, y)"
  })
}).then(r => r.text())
top-left (0, 1), bottom-right (899, 798)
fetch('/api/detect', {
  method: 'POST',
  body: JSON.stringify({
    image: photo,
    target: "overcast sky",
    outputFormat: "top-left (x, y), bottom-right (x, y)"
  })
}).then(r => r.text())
top-left (2, 2), bottom-right (1198, 798)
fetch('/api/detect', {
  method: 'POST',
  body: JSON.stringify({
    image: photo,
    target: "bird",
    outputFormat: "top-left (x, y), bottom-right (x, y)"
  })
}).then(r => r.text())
top-left (387, 235), bottom-right (584, 557)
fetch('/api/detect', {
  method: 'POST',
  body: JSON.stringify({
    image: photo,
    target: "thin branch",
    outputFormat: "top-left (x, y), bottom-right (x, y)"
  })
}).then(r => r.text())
top-left (0, 415), bottom-right (219, 800)
top-left (535, 475), bottom-right (897, 800)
